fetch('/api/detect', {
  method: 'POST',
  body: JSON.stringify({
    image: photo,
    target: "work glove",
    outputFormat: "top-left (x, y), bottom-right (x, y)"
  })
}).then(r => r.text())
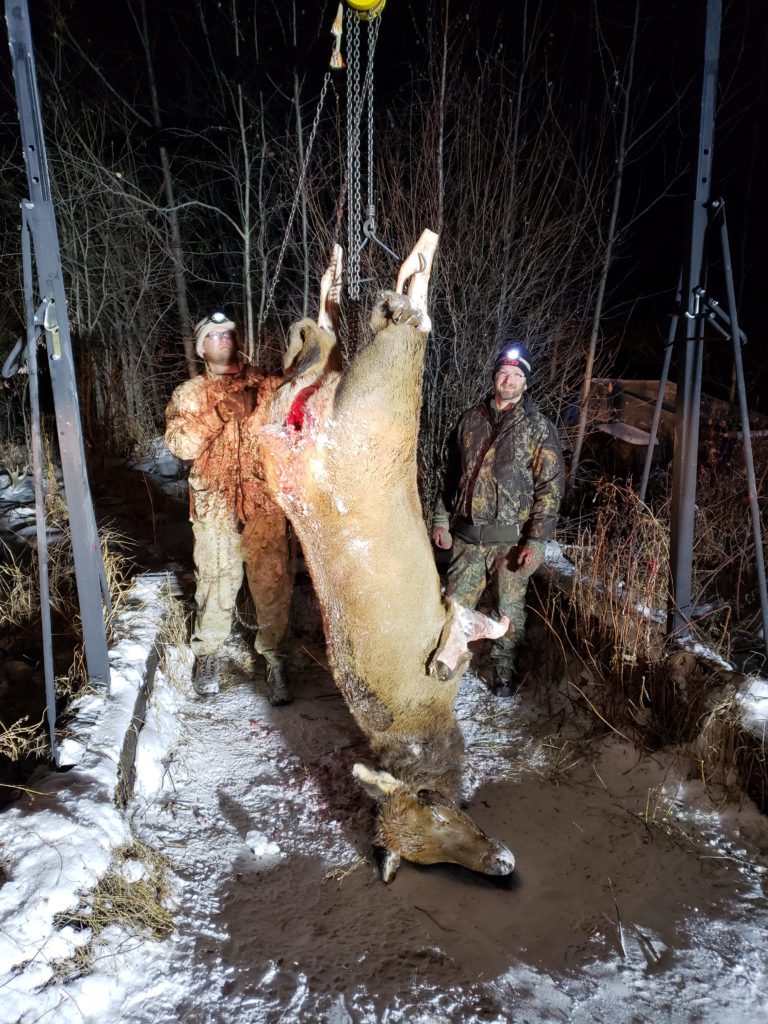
top-left (432, 525), bottom-right (453, 550)
top-left (216, 390), bottom-right (256, 423)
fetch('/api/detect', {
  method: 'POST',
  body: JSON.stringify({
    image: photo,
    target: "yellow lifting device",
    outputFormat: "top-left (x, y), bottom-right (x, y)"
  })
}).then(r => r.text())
top-left (346, 0), bottom-right (386, 20)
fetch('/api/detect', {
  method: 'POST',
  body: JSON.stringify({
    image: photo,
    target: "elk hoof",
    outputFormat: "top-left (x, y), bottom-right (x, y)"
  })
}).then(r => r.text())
top-left (370, 290), bottom-right (423, 333)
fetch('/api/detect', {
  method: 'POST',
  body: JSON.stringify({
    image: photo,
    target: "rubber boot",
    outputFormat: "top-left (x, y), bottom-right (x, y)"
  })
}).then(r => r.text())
top-left (265, 662), bottom-right (293, 706)
top-left (491, 661), bottom-right (517, 698)
top-left (193, 653), bottom-right (220, 696)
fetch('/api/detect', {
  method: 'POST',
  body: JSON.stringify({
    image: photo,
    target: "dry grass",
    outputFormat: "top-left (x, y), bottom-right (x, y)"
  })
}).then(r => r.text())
top-left (1, 511), bottom-right (135, 751)
top-left (50, 942), bottom-right (95, 982)
top-left (696, 688), bottom-right (768, 814)
top-left (56, 645), bottom-right (89, 702)
top-left (523, 737), bottom-right (591, 785)
top-left (323, 855), bottom-right (366, 884)
top-left (550, 482), bottom-right (729, 747)
top-left (0, 439), bottom-right (29, 486)
top-left (0, 716), bottom-right (47, 761)
top-left (156, 581), bottom-right (193, 688)
top-left (542, 472), bottom-right (768, 811)
top-left (51, 839), bottom-right (174, 980)
top-left (638, 782), bottom-right (696, 849)
top-left (564, 481), bottom-right (669, 666)
top-left (0, 556), bottom-right (37, 629)
top-left (54, 531), bottom-right (134, 701)
top-left (693, 438), bottom-right (768, 624)
top-left (0, 525), bottom-right (130, 636)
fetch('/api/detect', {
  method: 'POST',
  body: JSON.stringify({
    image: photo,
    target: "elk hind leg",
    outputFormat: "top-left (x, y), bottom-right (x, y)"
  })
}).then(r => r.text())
top-left (395, 229), bottom-right (439, 331)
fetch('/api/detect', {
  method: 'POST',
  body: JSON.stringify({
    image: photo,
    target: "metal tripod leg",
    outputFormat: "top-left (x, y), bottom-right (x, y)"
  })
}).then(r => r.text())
top-left (7, 1), bottom-right (111, 708)
top-left (22, 216), bottom-right (59, 765)
top-left (714, 200), bottom-right (768, 661)
top-left (638, 274), bottom-right (681, 507)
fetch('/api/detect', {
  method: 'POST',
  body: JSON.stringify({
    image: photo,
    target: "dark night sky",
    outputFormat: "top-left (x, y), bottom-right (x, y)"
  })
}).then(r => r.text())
top-left (3, 0), bottom-right (767, 405)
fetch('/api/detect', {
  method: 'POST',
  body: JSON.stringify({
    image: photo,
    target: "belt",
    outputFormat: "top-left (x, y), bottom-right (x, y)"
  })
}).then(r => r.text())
top-left (453, 517), bottom-right (520, 546)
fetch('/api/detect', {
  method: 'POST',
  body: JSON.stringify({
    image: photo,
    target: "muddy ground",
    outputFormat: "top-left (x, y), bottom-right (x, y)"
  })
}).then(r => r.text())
top-left (118, 588), bottom-right (768, 1024)
top-left (2, 467), bottom-right (768, 1022)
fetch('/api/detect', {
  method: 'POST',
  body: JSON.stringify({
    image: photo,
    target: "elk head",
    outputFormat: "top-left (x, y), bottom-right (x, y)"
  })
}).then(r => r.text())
top-left (353, 763), bottom-right (515, 883)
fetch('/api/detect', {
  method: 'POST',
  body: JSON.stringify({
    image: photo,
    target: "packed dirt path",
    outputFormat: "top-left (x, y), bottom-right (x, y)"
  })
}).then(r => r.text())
top-left (121, 628), bottom-right (768, 1024)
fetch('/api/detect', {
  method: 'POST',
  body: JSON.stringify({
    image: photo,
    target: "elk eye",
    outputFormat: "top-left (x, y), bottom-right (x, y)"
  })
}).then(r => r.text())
top-left (417, 788), bottom-right (441, 806)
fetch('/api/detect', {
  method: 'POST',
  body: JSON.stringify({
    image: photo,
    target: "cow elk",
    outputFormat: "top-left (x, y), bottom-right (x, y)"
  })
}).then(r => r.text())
top-left (258, 232), bottom-right (515, 882)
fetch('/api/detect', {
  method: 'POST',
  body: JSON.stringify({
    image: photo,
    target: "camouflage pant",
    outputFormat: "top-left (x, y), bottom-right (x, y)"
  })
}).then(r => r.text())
top-left (445, 537), bottom-right (546, 665)
top-left (191, 512), bottom-right (292, 664)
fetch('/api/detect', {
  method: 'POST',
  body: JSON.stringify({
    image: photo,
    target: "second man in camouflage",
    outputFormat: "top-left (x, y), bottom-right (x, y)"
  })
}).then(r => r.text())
top-left (433, 342), bottom-right (564, 694)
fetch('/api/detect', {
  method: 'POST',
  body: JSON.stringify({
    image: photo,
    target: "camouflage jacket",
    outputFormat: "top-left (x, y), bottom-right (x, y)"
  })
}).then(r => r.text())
top-left (165, 365), bottom-right (282, 525)
top-left (434, 393), bottom-right (564, 541)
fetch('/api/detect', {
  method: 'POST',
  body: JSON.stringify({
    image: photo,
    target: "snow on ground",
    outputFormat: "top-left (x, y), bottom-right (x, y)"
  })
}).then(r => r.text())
top-left (2, 570), bottom-right (768, 1023)
top-left (741, 678), bottom-right (768, 731)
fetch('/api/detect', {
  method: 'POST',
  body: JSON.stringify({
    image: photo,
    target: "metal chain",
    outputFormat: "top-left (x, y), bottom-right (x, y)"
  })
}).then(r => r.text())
top-left (260, 69), bottom-right (332, 331)
top-left (365, 17), bottom-right (381, 216)
top-left (346, 13), bottom-right (362, 302)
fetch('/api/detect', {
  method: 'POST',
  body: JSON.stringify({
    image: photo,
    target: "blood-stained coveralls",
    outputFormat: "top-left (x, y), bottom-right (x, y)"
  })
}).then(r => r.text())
top-left (165, 368), bottom-right (291, 667)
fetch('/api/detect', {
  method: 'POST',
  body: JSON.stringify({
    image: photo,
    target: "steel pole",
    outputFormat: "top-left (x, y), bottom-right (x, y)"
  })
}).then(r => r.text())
top-left (667, 0), bottom-right (721, 637)
top-left (5, 0), bottom-right (110, 689)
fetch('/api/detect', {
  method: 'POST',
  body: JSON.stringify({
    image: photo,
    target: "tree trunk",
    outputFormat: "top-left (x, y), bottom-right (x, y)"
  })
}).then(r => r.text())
top-left (139, 0), bottom-right (197, 379)
top-left (569, 0), bottom-right (639, 483)
top-left (293, 0), bottom-right (309, 317)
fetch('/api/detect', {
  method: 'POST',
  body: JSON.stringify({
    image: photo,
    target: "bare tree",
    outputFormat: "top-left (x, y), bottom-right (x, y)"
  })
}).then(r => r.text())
top-left (134, 0), bottom-right (197, 379)
top-left (41, 97), bottom-right (182, 452)
top-left (282, 25), bottom-right (613, 515)
top-left (569, 0), bottom-right (640, 481)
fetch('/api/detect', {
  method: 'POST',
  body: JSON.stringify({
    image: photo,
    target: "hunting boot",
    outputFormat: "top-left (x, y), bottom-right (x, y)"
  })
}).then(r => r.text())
top-left (265, 661), bottom-right (293, 707)
top-left (491, 661), bottom-right (517, 698)
top-left (192, 653), bottom-right (220, 696)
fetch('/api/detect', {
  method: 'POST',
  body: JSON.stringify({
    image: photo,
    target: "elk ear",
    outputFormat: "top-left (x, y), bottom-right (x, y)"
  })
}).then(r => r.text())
top-left (282, 323), bottom-right (302, 374)
top-left (353, 762), bottom-right (404, 798)
top-left (380, 848), bottom-right (401, 883)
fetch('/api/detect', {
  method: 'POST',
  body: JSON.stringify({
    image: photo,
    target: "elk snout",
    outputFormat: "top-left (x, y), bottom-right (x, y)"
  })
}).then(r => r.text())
top-left (481, 840), bottom-right (516, 876)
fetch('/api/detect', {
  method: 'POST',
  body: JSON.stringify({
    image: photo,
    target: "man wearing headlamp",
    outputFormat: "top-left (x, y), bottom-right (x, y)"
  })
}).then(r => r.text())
top-left (165, 311), bottom-right (293, 706)
top-left (432, 341), bottom-right (564, 695)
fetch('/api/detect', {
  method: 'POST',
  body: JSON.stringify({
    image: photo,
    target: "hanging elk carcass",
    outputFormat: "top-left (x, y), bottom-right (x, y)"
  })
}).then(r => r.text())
top-left (254, 233), bottom-right (516, 882)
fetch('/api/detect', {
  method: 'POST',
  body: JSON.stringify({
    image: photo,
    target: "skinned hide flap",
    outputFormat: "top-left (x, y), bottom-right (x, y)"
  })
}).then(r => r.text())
top-left (431, 599), bottom-right (510, 678)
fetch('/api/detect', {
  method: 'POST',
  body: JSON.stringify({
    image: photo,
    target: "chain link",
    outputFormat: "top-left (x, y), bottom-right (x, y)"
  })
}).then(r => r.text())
top-left (346, 13), bottom-right (362, 302)
top-left (365, 17), bottom-right (381, 215)
top-left (263, 9), bottom-right (381, 333)
top-left (260, 70), bottom-right (332, 332)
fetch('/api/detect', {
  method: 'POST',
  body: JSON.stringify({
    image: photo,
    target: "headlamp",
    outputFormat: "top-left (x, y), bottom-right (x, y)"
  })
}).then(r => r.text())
top-left (506, 348), bottom-right (519, 359)
top-left (210, 310), bottom-right (228, 324)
